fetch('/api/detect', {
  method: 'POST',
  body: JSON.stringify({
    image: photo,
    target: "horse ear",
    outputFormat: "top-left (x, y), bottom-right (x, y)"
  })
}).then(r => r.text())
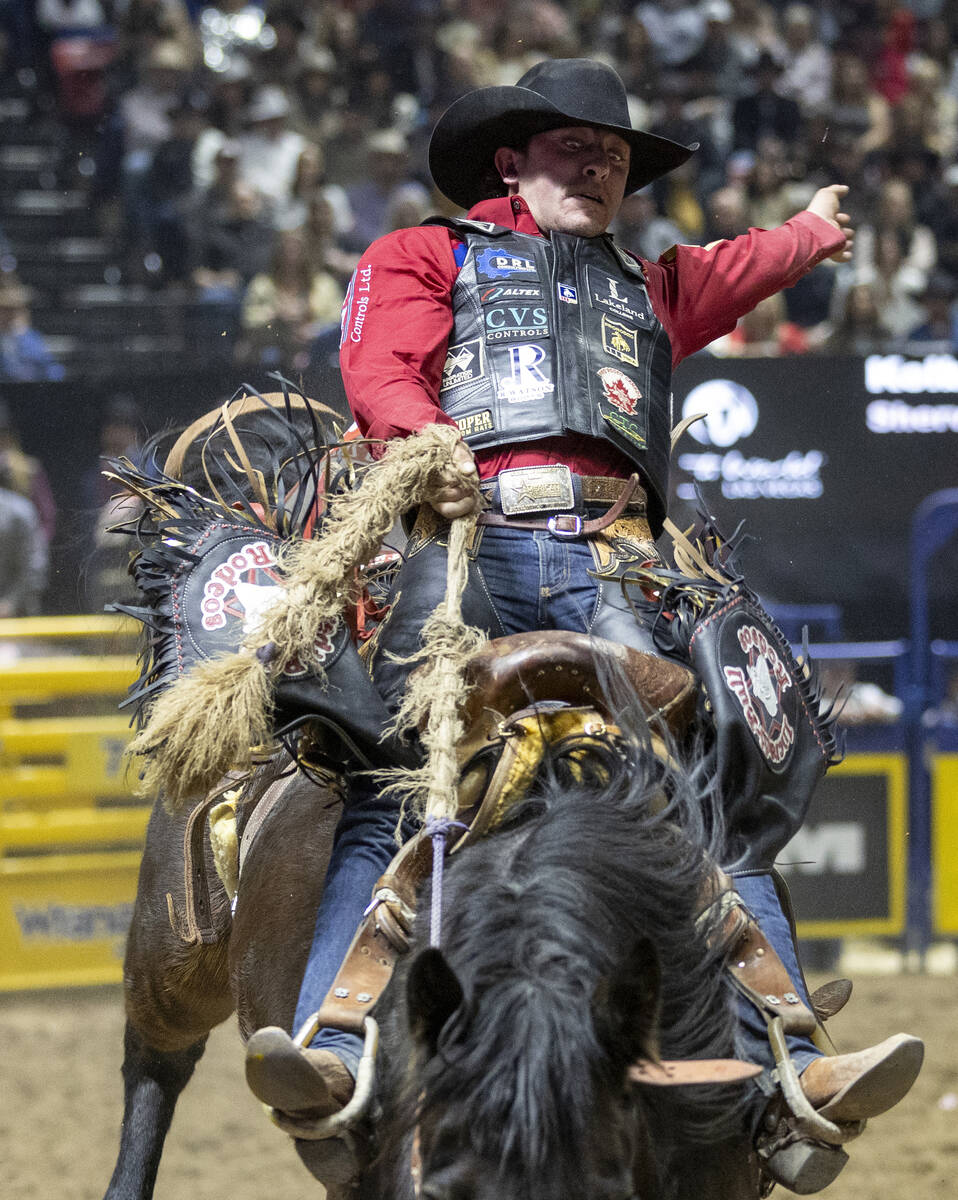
top-left (594, 935), bottom-right (662, 1066)
top-left (407, 947), bottom-right (465, 1055)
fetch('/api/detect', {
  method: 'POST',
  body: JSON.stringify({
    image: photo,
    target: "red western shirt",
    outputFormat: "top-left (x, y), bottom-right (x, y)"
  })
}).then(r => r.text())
top-left (339, 195), bottom-right (845, 482)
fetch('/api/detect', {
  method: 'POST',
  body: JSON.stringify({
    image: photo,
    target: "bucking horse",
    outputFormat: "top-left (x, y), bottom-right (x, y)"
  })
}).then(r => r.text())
top-left (101, 386), bottom-right (852, 1200)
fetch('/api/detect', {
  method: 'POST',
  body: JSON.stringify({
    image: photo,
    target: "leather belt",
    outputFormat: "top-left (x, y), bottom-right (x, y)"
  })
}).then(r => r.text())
top-left (478, 472), bottom-right (645, 538)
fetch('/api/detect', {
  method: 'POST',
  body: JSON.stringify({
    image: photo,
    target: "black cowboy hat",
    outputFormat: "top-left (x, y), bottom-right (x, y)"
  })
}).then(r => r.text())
top-left (428, 58), bottom-right (696, 211)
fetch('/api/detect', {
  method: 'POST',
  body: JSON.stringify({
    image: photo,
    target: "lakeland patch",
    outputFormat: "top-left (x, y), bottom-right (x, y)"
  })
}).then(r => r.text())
top-left (587, 266), bottom-right (652, 326)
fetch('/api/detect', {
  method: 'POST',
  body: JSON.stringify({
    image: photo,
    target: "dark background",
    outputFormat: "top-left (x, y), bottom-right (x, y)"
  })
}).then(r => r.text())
top-left (668, 353), bottom-right (957, 642)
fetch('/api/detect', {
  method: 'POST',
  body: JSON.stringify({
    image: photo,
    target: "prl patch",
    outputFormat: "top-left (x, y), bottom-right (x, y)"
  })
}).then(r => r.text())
top-left (601, 314), bottom-right (639, 366)
top-left (476, 247), bottom-right (538, 280)
top-left (440, 337), bottom-right (484, 392)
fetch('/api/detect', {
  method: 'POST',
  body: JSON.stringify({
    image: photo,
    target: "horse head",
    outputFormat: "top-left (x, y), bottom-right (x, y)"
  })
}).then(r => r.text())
top-left (405, 933), bottom-right (663, 1200)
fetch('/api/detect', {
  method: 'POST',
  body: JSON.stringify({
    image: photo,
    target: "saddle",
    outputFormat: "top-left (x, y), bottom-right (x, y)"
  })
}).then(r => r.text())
top-left (312, 629), bottom-right (700, 1036)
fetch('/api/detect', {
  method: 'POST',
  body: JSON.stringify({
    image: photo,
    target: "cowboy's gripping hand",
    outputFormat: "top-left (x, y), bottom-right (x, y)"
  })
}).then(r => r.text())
top-left (428, 438), bottom-right (481, 518)
top-left (805, 184), bottom-right (855, 263)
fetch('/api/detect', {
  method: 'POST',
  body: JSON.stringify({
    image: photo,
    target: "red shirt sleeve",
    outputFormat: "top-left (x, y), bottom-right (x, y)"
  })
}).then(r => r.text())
top-left (339, 224), bottom-right (461, 443)
top-left (641, 210), bottom-right (846, 367)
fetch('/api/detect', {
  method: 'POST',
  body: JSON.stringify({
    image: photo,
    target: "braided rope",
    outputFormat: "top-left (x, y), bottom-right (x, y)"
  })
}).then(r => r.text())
top-left (129, 425), bottom-right (474, 808)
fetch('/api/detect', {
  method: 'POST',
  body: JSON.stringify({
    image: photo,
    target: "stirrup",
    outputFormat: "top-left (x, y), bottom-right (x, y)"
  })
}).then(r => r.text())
top-left (758, 1128), bottom-right (849, 1195)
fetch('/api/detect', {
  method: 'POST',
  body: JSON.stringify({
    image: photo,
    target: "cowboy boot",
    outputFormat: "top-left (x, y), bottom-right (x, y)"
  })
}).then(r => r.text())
top-left (799, 1033), bottom-right (924, 1122)
top-left (245, 1027), bottom-right (354, 1118)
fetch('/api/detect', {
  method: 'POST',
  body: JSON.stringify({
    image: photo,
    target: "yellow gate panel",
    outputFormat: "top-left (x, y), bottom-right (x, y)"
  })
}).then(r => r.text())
top-left (932, 753), bottom-right (958, 934)
top-left (0, 852), bottom-right (142, 990)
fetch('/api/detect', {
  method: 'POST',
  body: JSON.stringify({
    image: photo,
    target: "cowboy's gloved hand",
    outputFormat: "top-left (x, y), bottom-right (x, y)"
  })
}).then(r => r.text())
top-left (805, 184), bottom-right (855, 263)
top-left (428, 439), bottom-right (481, 519)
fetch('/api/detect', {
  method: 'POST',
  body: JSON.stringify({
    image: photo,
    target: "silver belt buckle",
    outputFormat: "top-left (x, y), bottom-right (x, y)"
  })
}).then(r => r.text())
top-left (498, 465), bottom-right (575, 516)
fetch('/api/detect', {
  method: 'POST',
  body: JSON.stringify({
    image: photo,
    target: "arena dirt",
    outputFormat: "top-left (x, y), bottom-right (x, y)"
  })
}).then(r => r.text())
top-left (3, 972), bottom-right (956, 1199)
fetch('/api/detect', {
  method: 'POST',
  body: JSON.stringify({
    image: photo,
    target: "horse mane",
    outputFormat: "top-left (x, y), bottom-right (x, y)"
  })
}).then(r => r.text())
top-left (401, 706), bottom-right (749, 1195)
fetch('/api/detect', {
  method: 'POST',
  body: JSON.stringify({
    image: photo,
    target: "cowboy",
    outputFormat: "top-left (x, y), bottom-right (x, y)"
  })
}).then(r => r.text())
top-left (246, 59), bottom-right (922, 1191)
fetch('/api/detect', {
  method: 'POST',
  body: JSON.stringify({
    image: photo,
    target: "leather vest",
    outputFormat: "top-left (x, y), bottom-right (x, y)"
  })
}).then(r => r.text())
top-left (428, 218), bottom-right (674, 532)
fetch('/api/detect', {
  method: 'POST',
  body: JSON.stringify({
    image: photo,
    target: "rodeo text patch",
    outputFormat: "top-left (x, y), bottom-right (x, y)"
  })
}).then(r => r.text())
top-left (722, 622), bottom-right (796, 767)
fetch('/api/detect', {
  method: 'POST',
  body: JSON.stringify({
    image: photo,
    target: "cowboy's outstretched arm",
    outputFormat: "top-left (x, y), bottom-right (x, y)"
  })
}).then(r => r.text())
top-left (640, 190), bottom-right (850, 365)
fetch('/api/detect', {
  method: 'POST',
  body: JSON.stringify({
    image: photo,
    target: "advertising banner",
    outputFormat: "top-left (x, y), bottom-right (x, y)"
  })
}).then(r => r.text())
top-left (777, 753), bottom-right (907, 936)
top-left (669, 354), bottom-right (958, 640)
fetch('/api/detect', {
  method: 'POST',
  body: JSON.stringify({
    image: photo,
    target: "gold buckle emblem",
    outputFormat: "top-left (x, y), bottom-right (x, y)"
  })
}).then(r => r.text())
top-left (498, 465), bottom-right (575, 516)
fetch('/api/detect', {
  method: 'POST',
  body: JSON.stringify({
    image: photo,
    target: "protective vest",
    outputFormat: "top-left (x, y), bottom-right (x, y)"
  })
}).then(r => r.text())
top-left (427, 218), bottom-right (674, 531)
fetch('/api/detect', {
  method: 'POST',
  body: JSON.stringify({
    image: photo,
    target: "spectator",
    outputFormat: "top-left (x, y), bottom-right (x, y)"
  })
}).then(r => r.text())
top-left (633, 0), bottom-right (708, 71)
top-left (78, 395), bottom-right (146, 611)
top-left (0, 398), bottom-right (57, 543)
top-left (239, 226), bottom-right (344, 370)
top-left (191, 56), bottom-right (252, 190)
top-left (724, 0), bottom-right (785, 82)
top-left (776, 4), bottom-right (831, 116)
top-left (344, 129), bottom-right (430, 253)
top-left (703, 183), bottom-right (749, 244)
top-left (0, 459), bottom-right (47, 617)
top-left (824, 280), bottom-right (890, 355)
top-left (290, 44), bottom-right (347, 145)
top-left (0, 280), bottom-right (65, 383)
top-left (117, 38), bottom-right (194, 259)
top-left (828, 51), bottom-right (891, 157)
top-left (745, 150), bottom-right (796, 230)
top-left (145, 90), bottom-right (209, 282)
top-left (926, 164), bottom-right (958, 279)
top-left (841, 234), bottom-right (924, 340)
top-left (254, 4), bottom-right (308, 88)
top-left (237, 85), bottom-right (312, 221)
top-left (731, 50), bottom-right (802, 153)
top-left (684, 0), bottom-right (739, 101)
top-left (612, 189), bottom-right (686, 262)
top-left (190, 156), bottom-right (274, 301)
top-left (112, 0), bottom-right (198, 83)
top-left (708, 291), bottom-right (813, 356)
top-left (304, 191), bottom-right (359, 287)
top-left (272, 142), bottom-right (355, 245)
top-left (904, 271), bottom-right (958, 348)
top-left (853, 178), bottom-right (937, 303)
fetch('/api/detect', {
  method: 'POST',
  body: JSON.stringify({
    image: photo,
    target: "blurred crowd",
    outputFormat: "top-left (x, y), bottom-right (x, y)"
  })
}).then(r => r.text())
top-left (0, 0), bottom-right (956, 374)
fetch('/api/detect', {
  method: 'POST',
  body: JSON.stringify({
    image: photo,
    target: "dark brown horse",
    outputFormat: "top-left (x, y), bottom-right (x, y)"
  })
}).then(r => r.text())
top-left (102, 654), bottom-right (764, 1200)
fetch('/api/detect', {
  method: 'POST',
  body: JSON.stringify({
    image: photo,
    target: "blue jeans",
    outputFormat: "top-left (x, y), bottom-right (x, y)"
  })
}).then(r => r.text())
top-left (293, 524), bottom-right (821, 1094)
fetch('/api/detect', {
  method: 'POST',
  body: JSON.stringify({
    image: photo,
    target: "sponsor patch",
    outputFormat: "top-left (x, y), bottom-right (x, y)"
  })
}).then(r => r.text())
top-left (722, 622), bottom-right (796, 768)
top-left (557, 283), bottom-right (578, 304)
top-left (343, 262), bottom-right (373, 344)
top-left (476, 247), bottom-right (538, 280)
top-left (495, 343), bottom-right (555, 403)
top-left (601, 314), bottom-right (639, 366)
top-left (597, 366), bottom-right (642, 415)
top-left (479, 283), bottom-right (543, 302)
top-left (456, 409), bottom-right (495, 437)
top-left (484, 302), bottom-right (549, 342)
top-left (602, 408), bottom-right (647, 448)
top-left (440, 337), bottom-right (484, 391)
top-left (190, 530), bottom-right (340, 673)
top-left (587, 266), bottom-right (651, 326)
